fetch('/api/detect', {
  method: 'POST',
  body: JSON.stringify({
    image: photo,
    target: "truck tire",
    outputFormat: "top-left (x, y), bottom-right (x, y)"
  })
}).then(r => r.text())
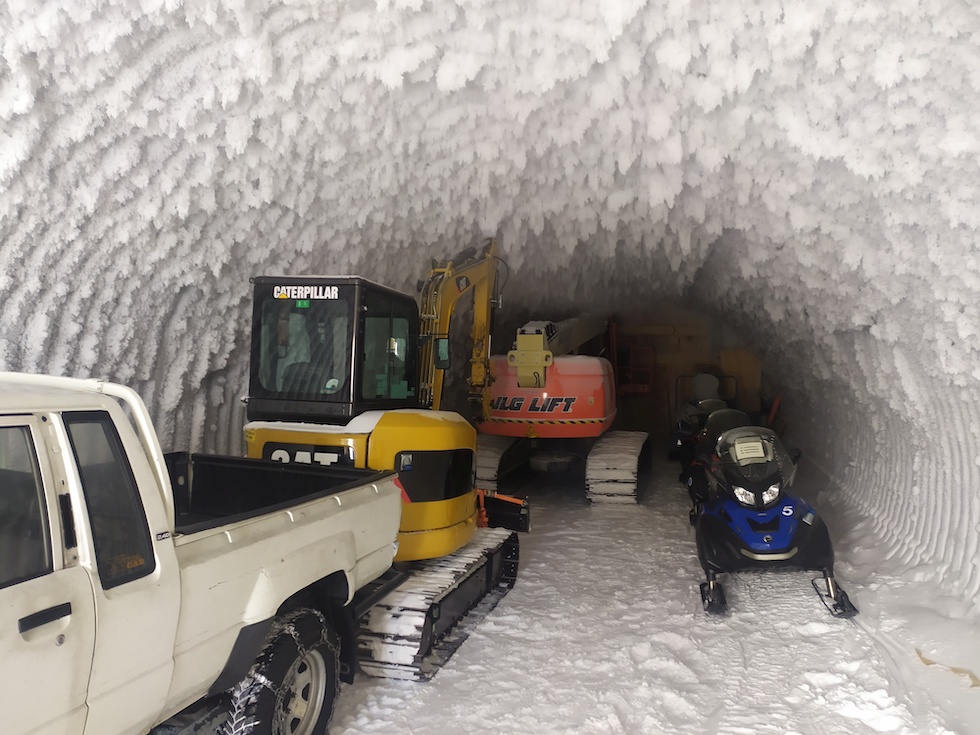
top-left (223, 608), bottom-right (340, 735)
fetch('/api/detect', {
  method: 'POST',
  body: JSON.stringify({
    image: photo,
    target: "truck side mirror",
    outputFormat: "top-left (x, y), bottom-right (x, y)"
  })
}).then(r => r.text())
top-left (434, 338), bottom-right (451, 370)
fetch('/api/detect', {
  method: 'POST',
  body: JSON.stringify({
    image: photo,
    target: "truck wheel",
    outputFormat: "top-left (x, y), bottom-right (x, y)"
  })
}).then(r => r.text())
top-left (224, 608), bottom-right (340, 735)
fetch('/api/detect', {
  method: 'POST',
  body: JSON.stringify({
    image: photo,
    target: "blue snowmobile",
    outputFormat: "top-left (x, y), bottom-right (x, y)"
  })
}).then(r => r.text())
top-left (691, 421), bottom-right (858, 618)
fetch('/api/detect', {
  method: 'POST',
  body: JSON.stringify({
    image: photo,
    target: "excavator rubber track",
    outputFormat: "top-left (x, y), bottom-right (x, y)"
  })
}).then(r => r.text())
top-left (475, 434), bottom-right (510, 491)
top-left (585, 430), bottom-right (651, 503)
top-left (476, 434), bottom-right (533, 492)
top-left (356, 527), bottom-right (519, 680)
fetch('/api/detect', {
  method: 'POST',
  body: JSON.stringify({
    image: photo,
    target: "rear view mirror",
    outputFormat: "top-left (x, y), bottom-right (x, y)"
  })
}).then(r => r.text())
top-left (388, 337), bottom-right (405, 359)
top-left (434, 338), bottom-right (450, 370)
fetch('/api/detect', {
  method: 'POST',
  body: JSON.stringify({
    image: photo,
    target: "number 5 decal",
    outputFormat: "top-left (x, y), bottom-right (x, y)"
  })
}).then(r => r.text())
top-left (782, 505), bottom-right (794, 517)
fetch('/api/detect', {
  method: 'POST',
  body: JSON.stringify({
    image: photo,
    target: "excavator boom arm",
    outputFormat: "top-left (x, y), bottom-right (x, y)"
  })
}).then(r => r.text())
top-left (418, 238), bottom-right (502, 410)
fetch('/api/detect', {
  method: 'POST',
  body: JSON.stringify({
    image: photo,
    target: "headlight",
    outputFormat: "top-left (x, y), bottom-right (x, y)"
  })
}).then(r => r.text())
top-left (733, 485), bottom-right (755, 506)
top-left (762, 483), bottom-right (780, 505)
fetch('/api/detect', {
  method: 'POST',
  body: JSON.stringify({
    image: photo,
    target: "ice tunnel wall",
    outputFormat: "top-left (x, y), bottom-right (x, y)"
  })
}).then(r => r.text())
top-left (1, 1), bottom-right (979, 607)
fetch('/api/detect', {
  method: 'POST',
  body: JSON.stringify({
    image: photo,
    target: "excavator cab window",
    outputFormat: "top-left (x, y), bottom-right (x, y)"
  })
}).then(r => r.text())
top-left (360, 291), bottom-right (416, 401)
top-left (256, 298), bottom-right (350, 398)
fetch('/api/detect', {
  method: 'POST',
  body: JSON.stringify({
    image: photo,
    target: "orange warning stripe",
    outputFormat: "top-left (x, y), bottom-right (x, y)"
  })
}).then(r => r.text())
top-left (485, 417), bottom-right (606, 425)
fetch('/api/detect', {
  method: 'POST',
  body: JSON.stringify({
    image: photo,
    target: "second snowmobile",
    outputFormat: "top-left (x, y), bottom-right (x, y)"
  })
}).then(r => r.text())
top-left (691, 423), bottom-right (858, 618)
top-left (670, 397), bottom-right (729, 473)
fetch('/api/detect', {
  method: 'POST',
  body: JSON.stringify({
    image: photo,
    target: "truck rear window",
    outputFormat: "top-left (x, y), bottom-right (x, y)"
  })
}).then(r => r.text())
top-left (64, 412), bottom-right (155, 589)
top-left (0, 426), bottom-right (51, 589)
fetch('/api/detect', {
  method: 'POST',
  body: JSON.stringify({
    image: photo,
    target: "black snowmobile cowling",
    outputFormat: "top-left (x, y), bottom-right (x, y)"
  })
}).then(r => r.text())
top-left (709, 425), bottom-right (799, 508)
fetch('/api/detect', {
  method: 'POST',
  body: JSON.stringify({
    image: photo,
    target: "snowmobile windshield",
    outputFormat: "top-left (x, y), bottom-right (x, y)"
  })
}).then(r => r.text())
top-left (677, 398), bottom-right (728, 429)
top-left (702, 409), bottom-right (751, 444)
top-left (715, 427), bottom-right (796, 486)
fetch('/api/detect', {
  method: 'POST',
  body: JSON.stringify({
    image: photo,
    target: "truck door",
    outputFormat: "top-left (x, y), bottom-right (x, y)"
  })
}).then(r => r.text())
top-left (61, 411), bottom-right (181, 735)
top-left (0, 417), bottom-right (97, 735)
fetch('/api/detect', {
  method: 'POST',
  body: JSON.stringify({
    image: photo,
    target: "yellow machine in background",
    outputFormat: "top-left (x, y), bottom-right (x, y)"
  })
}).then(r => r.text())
top-left (243, 239), bottom-right (527, 679)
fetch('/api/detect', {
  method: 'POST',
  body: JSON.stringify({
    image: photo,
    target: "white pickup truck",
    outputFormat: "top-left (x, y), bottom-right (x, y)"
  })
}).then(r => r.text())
top-left (0, 373), bottom-right (402, 735)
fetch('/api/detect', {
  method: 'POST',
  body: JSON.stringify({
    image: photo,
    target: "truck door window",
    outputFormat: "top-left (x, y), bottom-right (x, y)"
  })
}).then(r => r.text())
top-left (0, 426), bottom-right (51, 589)
top-left (64, 412), bottom-right (155, 589)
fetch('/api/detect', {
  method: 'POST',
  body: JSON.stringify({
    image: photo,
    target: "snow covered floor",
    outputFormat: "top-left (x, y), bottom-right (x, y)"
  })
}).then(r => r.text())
top-left (332, 461), bottom-right (979, 735)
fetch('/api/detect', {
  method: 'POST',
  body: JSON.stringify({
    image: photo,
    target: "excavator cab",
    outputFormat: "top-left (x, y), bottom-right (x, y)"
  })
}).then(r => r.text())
top-left (247, 275), bottom-right (421, 425)
top-left (245, 274), bottom-right (482, 559)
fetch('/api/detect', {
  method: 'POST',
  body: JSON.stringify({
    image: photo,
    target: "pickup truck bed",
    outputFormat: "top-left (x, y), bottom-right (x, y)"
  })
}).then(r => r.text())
top-left (165, 453), bottom-right (392, 534)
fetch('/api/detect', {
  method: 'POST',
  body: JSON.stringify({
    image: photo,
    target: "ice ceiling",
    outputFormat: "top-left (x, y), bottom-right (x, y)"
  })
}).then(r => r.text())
top-left (1, 1), bottom-right (979, 608)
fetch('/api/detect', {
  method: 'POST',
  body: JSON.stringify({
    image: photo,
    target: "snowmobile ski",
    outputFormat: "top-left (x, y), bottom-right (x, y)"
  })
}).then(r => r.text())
top-left (812, 576), bottom-right (859, 618)
top-left (699, 578), bottom-right (728, 614)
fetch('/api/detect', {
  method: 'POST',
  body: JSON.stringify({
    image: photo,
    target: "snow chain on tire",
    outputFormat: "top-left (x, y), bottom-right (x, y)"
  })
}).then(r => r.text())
top-left (220, 608), bottom-right (341, 735)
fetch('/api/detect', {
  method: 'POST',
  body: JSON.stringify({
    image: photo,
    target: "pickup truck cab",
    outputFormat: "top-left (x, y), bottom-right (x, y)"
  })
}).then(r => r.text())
top-left (0, 373), bottom-right (401, 735)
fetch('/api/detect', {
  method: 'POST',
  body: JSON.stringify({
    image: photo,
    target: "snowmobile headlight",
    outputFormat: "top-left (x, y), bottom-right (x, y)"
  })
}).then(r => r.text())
top-left (762, 483), bottom-right (780, 505)
top-left (732, 485), bottom-right (755, 506)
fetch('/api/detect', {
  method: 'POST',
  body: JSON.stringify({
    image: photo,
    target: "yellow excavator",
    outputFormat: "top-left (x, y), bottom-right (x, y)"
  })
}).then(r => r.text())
top-left (242, 239), bottom-right (527, 680)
